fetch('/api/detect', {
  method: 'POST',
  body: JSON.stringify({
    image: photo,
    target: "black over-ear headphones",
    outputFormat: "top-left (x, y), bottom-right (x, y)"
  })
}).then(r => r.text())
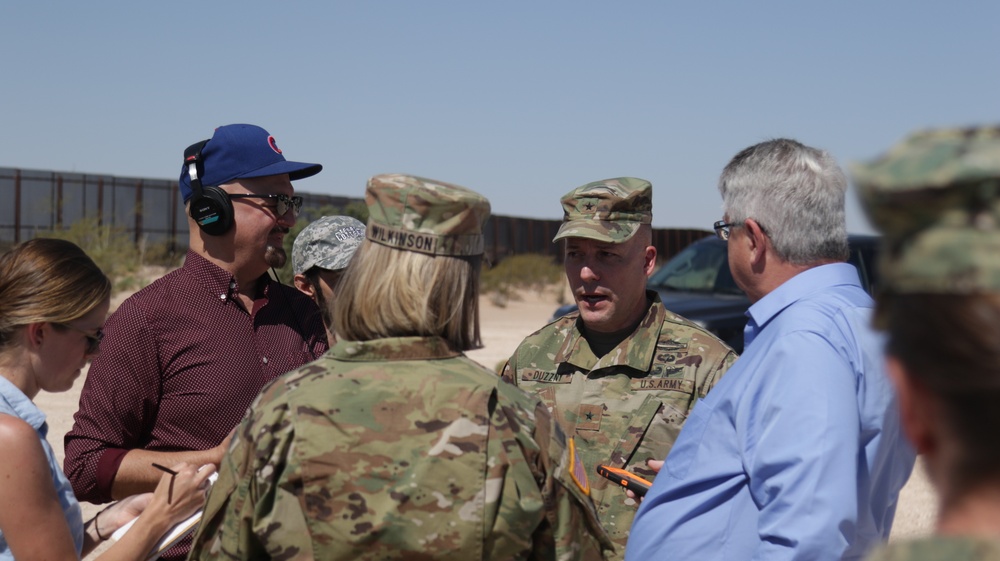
top-left (184, 140), bottom-right (234, 236)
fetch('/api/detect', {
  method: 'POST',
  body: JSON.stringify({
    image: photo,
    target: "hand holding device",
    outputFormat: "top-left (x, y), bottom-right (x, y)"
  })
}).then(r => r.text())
top-left (596, 464), bottom-right (652, 497)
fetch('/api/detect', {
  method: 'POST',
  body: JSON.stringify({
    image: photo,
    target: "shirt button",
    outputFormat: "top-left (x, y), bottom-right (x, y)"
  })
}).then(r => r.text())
top-left (262, 357), bottom-right (269, 364)
top-left (219, 294), bottom-right (226, 300)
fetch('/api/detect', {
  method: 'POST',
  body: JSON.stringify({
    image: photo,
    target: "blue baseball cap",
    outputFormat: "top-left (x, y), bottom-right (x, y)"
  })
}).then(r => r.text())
top-left (179, 124), bottom-right (322, 202)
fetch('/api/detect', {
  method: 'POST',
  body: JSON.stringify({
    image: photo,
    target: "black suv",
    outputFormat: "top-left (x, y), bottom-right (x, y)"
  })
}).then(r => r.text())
top-left (552, 235), bottom-right (880, 353)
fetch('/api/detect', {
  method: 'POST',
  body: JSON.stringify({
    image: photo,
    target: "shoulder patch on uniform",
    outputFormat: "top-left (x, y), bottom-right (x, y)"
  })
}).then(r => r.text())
top-left (568, 437), bottom-right (590, 495)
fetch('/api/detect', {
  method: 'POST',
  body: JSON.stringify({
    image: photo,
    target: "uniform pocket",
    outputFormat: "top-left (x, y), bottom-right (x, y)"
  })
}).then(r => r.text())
top-left (608, 395), bottom-right (663, 467)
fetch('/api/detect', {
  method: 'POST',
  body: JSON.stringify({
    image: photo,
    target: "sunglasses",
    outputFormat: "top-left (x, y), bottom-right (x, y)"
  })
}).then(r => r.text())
top-left (228, 193), bottom-right (304, 218)
top-left (55, 323), bottom-right (104, 355)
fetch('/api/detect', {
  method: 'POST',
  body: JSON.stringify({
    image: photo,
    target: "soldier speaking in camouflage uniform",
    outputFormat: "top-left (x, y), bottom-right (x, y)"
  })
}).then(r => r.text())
top-left (500, 177), bottom-right (737, 555)
top-left (189, 174), bottom-right (612, 561)
top-left (855, 126), bottom-right (1000, 561)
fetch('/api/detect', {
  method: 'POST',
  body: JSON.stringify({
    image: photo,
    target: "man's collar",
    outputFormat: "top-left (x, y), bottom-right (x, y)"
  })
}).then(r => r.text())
top-left (184, 250), bottom-right (273, 303)
top-left (329, 336), bottom-right (461, 362)
top-left (556, 291), bottom-right (662, 372)
top-left (747, 263), bottom-right (864, 328)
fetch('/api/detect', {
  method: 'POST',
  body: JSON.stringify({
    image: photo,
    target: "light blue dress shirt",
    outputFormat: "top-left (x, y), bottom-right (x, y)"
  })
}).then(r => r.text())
top-left (0, 376), bottom-right (84, 560)
top-left (626, 263), bottom-right (916, 561)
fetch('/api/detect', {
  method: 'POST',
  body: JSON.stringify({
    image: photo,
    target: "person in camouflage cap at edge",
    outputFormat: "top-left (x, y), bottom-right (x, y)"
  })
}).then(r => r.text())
top-left (291, 215), bottom-right (366, 343)
top-left (855, 125), bottom-right (1000, 561)
top-left (500, 177), bottom-right (737, 556)
top-left (189, 173), bottom-right (613, 561)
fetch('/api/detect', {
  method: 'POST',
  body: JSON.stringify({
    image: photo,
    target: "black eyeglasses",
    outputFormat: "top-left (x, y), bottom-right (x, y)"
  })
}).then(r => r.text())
top-left (55, 323), bottom-right (104, 355)
top-left (713, 220), bottom-right (735, 241)
top-left (713, 219), bottom-right (767, 241)
top-left (228, 194), bottom-right (304, 218)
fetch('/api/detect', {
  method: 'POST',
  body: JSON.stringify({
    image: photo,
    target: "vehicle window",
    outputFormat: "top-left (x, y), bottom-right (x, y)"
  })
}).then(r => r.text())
top-left (713, 259), bottom-right (744, 295)
top-left (648, 241), bottom-right (728, 292)
top-left (848, 241), bottom-right (880, 295)
top-left (863, 245), bottom-right (880, 293)
top-left (847, 249), bottom-right (865, 286)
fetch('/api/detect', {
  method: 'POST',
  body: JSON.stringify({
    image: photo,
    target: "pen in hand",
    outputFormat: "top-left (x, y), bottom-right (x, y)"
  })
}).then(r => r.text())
top-left (151, 463), bottom-right (179, 504)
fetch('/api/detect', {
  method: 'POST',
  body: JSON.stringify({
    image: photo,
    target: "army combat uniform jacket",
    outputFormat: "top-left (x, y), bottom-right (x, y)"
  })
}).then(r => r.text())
top-left (189, 335), bottom-right (612, 561)
top-left (501, 292), bottom-right (737, 553)
top-left (865, 536), bottom-right (1000, 561)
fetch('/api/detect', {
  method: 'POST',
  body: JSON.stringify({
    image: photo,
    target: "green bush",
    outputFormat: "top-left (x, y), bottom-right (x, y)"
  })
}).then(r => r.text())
top-left (39, 217), bottom-right (138, 283)
top-left (28, 212), bottom-right (566, 304)
top-left (481, 254), bottom-right (564, 303)
top-left (37, 217), bottom-right (180, 292)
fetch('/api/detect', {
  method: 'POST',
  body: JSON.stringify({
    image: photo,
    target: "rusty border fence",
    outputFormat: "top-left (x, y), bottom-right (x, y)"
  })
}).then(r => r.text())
top-left (0, 166), bottom-right (711, 263)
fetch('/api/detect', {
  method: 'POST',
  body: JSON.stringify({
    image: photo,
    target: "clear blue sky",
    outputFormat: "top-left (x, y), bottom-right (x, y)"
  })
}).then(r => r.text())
top-left (3, 1), bottom-right (997, 234)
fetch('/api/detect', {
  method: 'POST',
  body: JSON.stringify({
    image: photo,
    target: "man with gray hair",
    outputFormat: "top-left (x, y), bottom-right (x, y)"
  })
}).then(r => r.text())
top-left (626, 139), bottom-right (915, 561)
top-left (292, 215), bottom-right (366, 342)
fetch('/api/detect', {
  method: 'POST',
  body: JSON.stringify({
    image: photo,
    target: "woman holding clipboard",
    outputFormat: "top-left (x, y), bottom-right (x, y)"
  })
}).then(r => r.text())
top-left (0, 238), bottom-right (214, 560)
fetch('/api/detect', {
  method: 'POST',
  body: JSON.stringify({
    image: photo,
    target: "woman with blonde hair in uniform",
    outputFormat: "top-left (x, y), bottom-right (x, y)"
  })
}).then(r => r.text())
top-left (190, 174), bottom-right (612, 560)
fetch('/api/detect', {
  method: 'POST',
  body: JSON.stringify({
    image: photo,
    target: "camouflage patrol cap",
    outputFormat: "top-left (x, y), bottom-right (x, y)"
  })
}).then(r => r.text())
top-left (552, 177), bottom-right (653, 243)
top-left (365, 174), bottom-right (490, 257)
top-left (292, 215), bottom-right (366, 275)
top-left (854, 125), bottom-right (1000, 298)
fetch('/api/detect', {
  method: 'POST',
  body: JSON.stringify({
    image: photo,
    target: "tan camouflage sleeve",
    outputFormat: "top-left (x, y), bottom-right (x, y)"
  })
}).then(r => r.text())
top-left (499, 352), bottom-right (520, 386)
top-left (860, 538), bottom-right (1000, 561)
top-left (538, 403), bottom-right (615, 560)
top-left (189, 383), bottom-right (302, 560)
top-left (696, 348), bottom-right (737, 399)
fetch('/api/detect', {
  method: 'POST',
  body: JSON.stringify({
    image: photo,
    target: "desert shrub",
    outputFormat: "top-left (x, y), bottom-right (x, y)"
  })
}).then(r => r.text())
top-left (38, 217), bottom-right (145, 290)
top-left (136, 237), bottom-right (183, 268)
top-left (36, 218), bottom-right (184, 293)
top-left (481, 254), bottom-right (563, 304)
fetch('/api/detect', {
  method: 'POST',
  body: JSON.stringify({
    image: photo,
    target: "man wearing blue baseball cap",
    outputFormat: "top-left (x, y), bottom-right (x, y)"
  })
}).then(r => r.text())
top-left (64, 124), bottom-right (329, 561)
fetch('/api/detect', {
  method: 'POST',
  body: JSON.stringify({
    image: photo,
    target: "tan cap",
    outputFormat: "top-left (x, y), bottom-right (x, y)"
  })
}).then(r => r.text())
top-left (552, 177), bottom-right (653, 243)
top-left (365, 174), bottom-right (491, 257)
top-left (854, 125), bottom-right (1000, 298)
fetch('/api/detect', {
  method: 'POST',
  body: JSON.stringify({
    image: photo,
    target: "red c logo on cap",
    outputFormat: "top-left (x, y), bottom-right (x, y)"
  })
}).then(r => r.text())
top-left (267, 136), bottom-right (283, 155)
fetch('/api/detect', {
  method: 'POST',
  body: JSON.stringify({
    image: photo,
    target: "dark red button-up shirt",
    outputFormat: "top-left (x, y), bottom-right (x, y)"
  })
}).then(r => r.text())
top-left (64, 250), bottom-right (328, 505)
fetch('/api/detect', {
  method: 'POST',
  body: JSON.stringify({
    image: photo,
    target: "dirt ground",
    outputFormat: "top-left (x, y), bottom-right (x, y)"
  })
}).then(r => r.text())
top-left (34, 287), bottom-right (935, 559)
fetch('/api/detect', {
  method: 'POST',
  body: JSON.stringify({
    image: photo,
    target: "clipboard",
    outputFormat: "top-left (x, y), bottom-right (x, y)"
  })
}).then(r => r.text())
top-left (111, 472), bottom-right (217, 561)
